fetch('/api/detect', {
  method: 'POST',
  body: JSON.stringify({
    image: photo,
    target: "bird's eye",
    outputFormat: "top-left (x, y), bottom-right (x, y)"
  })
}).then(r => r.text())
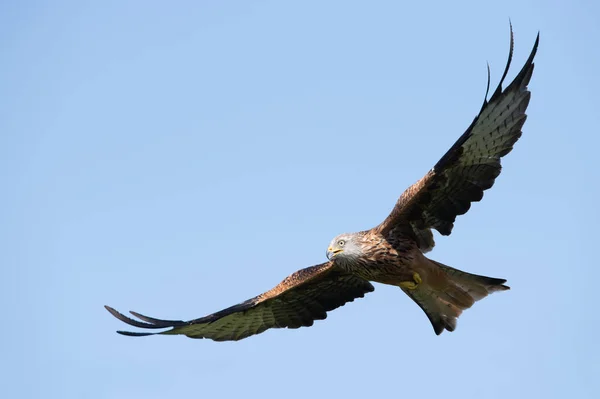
top-left (338, 240), bottom-right (345, 246)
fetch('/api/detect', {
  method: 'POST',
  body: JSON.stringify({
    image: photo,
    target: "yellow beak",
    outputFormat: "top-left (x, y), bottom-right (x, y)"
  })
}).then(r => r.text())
top-left (327, 247), bottom-right (343, 260)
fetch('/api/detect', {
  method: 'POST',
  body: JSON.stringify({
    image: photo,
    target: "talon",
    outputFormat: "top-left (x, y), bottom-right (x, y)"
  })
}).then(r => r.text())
top-left (399, 281), bottom-right (417, 290)
top-left (413, 272), bottom-right (422, 285)
top-left (399, 272), bottom-right (422, 290)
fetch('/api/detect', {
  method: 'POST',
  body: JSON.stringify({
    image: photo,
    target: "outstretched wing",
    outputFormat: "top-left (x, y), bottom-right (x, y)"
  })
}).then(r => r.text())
top-left (105, 262), bottom-right (374, 341)
top-left (376, 28), bottom-right (539, 252)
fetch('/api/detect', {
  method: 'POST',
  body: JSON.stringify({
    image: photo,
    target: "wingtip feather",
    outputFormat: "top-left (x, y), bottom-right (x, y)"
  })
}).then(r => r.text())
top-left (105, 305), bottom-right (167, 329)
top-left (489, 23), bottom-right (515, 101)
top-left (116, 330), bottom-right (157, 337)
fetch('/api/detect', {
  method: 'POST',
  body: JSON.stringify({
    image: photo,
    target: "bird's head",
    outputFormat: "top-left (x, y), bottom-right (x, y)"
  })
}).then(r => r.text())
top-left (326, 233), bottom-right (362, 261)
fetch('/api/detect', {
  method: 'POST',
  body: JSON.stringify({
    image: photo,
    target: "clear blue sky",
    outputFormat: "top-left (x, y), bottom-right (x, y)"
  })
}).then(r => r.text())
top-left (2, 1), bottom-right (598, 398)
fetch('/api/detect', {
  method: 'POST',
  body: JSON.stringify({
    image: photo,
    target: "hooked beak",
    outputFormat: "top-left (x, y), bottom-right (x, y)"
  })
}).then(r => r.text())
top-left (326, 246), bottom-right (343, 260)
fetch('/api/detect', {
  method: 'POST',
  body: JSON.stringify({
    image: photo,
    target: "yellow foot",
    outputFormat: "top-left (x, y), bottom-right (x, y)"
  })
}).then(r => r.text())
top-left (399, 272), bottom-right (422, 290)
top-left (413, 272), bottom-right (422, 285)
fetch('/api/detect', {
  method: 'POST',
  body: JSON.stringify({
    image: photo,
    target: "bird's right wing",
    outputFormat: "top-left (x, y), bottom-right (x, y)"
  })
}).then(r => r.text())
top-left (105, 262), bottom-right (374, 341)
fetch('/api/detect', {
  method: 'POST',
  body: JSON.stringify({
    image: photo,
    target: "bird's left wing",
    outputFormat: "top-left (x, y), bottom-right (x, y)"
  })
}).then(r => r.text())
top-left (375, 28), bottom-right (538, 252)
top-left (105, 262), bottom-right (374, 341)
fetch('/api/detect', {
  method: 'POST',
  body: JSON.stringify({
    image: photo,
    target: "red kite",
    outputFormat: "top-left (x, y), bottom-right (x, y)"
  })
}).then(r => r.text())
top-left (106, 28), bottom-right (538, 341)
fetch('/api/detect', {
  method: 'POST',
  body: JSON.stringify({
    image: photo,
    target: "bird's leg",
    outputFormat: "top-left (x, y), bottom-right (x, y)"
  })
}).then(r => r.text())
top-left (399, 272), bottom-right (422, 290)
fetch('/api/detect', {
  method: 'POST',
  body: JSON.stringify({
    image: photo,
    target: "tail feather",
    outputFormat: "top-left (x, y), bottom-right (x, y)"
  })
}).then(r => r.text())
top-left (434, 260), bottom-right (510, 300)
top-left (405, 259), bottom-right (509, 335)
top-left (405, 286), bottom-right (461, 335)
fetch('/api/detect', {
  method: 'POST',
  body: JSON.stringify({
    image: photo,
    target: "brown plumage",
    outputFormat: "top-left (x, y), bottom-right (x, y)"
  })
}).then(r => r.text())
top-left (106, 27), bottom-right (538, 340)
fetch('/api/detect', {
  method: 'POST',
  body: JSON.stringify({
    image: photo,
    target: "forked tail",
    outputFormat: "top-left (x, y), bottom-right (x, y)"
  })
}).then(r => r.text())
top-left (405, 259), bottom-right (509, 335)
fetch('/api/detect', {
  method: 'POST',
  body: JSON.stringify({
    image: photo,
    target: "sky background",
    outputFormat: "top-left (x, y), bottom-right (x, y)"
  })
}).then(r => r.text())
top-left (2, 1), bottom-right (599, 398)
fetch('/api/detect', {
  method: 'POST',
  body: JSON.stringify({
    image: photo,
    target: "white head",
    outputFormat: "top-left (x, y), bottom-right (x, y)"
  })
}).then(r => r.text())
top-left (326, 233), bottom-right (363, 261)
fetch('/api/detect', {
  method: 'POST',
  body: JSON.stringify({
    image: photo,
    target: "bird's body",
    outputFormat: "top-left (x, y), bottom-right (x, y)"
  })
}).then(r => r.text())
top-left (325, 229), bottom-right (508, 334)
top-left (106, 27), bottom-right (539, 341)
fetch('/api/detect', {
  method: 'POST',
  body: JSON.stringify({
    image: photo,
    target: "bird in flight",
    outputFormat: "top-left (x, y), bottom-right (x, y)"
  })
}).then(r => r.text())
top-left (106, 27), bottom-right (539, 341)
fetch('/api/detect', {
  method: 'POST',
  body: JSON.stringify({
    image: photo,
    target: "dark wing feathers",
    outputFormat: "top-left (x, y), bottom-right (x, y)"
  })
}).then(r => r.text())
top-left (105, 262), bottom-right (374, 341)
top-left (376, 29), bottom-right (538, 252)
